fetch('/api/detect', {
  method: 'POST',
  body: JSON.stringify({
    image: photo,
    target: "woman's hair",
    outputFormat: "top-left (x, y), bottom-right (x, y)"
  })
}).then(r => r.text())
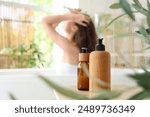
top-left (74, 20), bottom-right (97, 53)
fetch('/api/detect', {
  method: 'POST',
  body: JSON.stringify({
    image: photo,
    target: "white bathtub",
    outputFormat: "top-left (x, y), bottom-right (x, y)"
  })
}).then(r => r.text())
top-left (0, 68), bottom-right (138, 100)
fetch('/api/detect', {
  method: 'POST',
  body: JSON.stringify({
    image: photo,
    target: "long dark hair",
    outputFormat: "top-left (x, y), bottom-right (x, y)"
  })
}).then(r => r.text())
top-left (74, 21), bottom-right (97, 53)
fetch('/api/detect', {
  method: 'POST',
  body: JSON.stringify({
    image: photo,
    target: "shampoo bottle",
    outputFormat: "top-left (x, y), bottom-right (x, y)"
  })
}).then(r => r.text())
top-left (77, 47), bottom-right (89, 91)
top-left (89, 38), bottom-right (111, 91)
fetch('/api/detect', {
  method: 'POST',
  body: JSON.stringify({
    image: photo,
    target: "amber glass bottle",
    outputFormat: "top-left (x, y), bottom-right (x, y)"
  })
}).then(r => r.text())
top-left (77, 47), bottom-right (89, 91)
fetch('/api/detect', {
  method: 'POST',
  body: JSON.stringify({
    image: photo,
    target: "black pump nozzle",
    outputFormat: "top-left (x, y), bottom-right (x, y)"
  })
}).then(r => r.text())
top-left (81, 47), bottom-right (88, 53)
top-left (95, 38), bottom-right (105, 51)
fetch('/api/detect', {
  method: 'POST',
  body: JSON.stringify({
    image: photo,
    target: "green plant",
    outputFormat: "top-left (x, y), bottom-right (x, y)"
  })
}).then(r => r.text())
top-left (29, 0), bottom-right (54, 67)
top-left (107, 0), bottom-right (150, 99)
top-left (128, 72), bottom-right (150, 99)
top-left (0, 41), bottom-right (50, 68)
top-left (108, 0), bottom-right (150, 39)
top-left (37, 75), bottom-right (121, 100)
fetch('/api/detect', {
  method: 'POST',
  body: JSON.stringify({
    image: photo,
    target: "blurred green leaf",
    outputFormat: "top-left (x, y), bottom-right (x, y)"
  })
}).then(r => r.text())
top-left (147, 0), bottom-right (150, 10)
top-left (145, 38), bottom-right (150, 44)
top-left (143, 46), bottom-right (150, 50)
top-left (128, 72), bottom-right (150, 89)
top-left (119, 0), bottom-right (135, 20)
top-left (9, 93), bottom-right (17, 100)
top-left (103, 10), bottom-right (137, 31)
top-left (104, 13), bottom-right (126, 30)
top-left (132, 4), bottom-right (148, 15)
top-left (136, 27), bottom-right (150, 44)
top-left (38, 75), bottom-right (89, 100)
top-left (133, 0), bottom-right (142, 7)
top-left (109, 3), bottom-right (121, 9)
top-left (38, 75), bottom-right (121, 100)
top-left (138, 26), bottom-right (149, 37)
top-left (147, 0), bottom-right (150, 30)
top-left (18, 44), bottom-right (26, 54)
top-left (141, 66), bottom-right (150, 73)
top-left (136, 28), bottom-right (150, 35)
top-left (129, 90), bottom-right (150, 99)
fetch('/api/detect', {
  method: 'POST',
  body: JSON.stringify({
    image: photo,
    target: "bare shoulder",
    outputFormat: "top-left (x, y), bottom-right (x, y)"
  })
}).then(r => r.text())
top-left (66, 43), bottom-right (80, 54)
top-left (63, 45), bottom-right (79, 64)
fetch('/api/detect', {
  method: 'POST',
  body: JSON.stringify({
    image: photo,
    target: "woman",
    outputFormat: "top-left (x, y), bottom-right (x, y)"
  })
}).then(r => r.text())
top-left (42, 10), bottom-right (97, 73)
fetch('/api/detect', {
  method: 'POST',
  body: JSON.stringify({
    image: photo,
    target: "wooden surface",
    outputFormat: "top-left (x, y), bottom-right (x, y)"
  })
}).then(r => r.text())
top-left (53, 86), bottom-right (142, 100)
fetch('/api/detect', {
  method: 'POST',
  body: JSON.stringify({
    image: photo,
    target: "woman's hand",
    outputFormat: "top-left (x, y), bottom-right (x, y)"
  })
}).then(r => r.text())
top-left (74, 13), bottom-right (90, 26)
top-left (65, 9), bottom-right (90, 27)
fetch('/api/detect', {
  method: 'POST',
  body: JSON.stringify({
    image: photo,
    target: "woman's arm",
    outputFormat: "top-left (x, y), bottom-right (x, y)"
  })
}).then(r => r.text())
top-left (42, 12), bottom-right (90, 51)
top-left (42, 14), bottom-right (70, 29)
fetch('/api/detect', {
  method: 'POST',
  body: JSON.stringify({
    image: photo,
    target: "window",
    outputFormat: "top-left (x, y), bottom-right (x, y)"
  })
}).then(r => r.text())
top-left (0, 0), bottom-right (53, 68)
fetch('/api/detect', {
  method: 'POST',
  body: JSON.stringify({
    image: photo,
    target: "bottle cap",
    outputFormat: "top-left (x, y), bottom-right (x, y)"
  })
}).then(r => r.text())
top-left (95, 38), bottom-right (105, 51)
top-left (81, 47), bottom-right (88, 53)
top-left (79, 47), bottom-right (89, 62)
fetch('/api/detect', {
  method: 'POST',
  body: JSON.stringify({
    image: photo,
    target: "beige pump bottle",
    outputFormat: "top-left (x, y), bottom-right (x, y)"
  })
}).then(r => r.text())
top-left (89, 38), bottom-right (111, 92)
